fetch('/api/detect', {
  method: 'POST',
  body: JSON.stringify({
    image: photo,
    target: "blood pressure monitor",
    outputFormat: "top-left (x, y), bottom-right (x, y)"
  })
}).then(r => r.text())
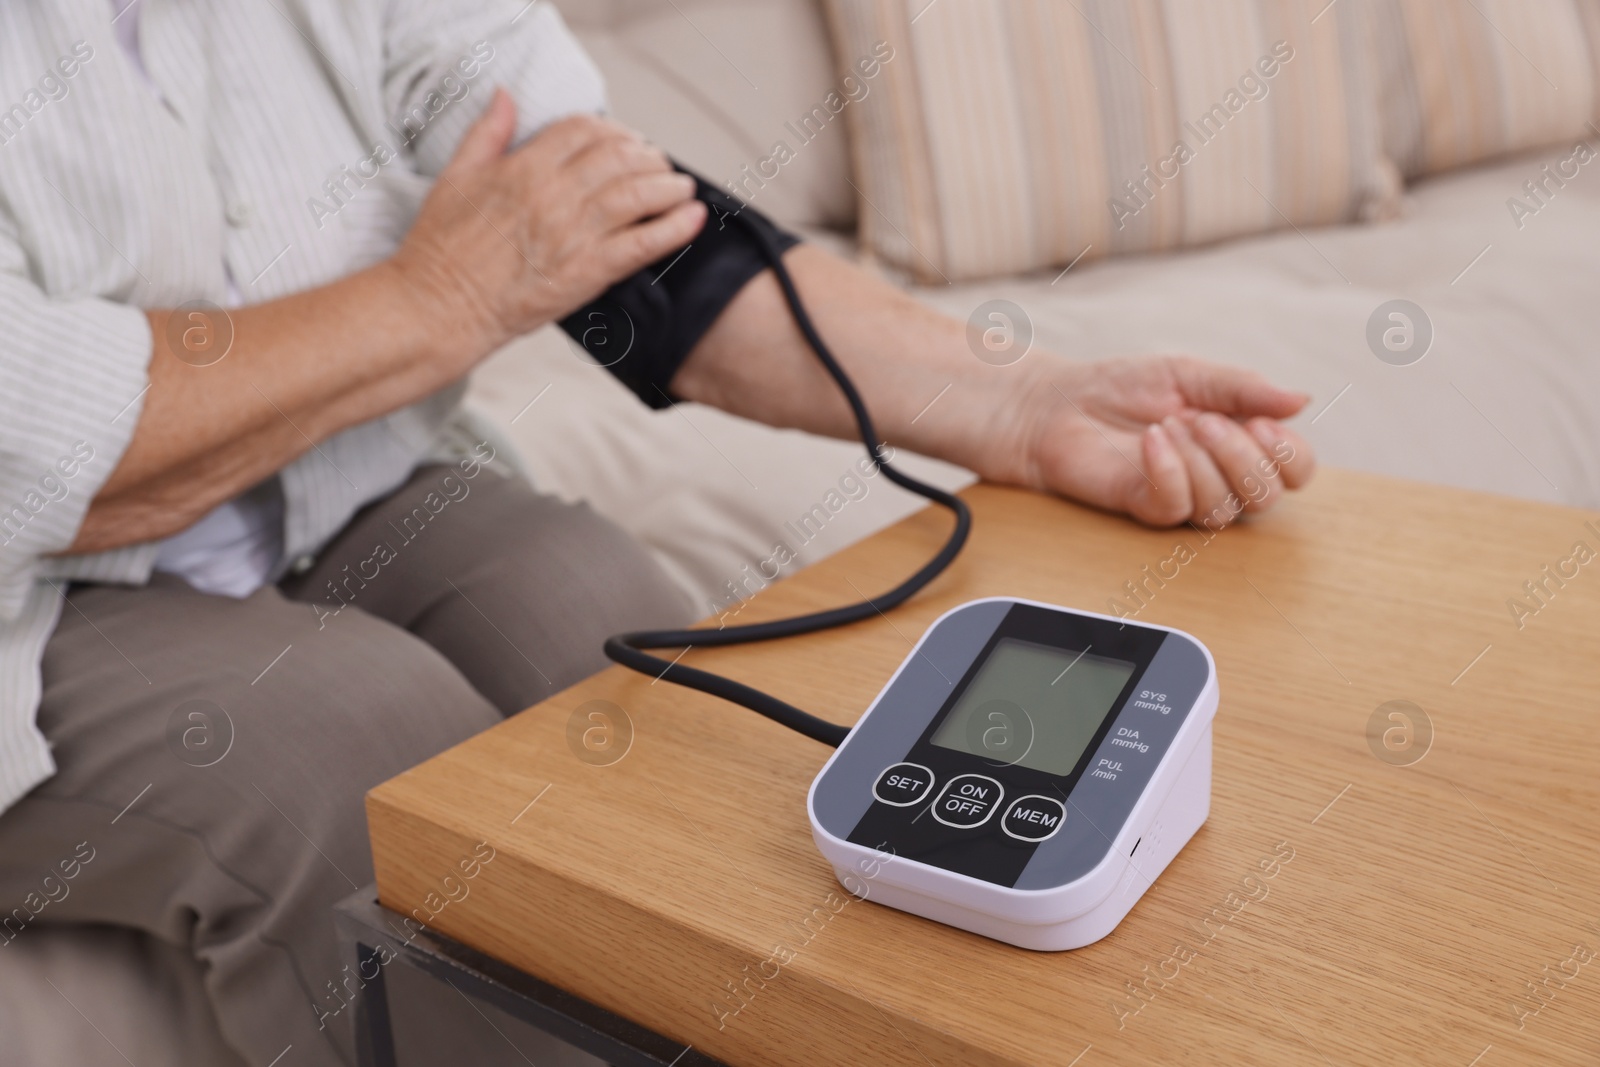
top-left (808, 597), bottom-right (1217, 950)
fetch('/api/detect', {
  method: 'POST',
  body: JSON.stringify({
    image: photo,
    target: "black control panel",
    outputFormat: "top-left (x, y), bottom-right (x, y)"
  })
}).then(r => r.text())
top-left (845, 604), bottom-right (1170, 887)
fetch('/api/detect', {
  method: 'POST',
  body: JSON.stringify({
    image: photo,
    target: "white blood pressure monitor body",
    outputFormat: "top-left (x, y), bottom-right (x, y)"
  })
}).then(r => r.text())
top-left (808, 597), bottom-right (1218, 950)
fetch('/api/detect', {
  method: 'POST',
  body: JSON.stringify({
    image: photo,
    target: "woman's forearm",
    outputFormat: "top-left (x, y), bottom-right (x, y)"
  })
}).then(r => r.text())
top-left (670, 242), bottom-right (1316, 529)
top-left (69, 261), bottom-right (466, 554)
top-left (669, 244), bottom-right (1030, 478)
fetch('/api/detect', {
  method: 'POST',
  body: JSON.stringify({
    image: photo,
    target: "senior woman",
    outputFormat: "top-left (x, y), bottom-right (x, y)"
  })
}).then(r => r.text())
top-left (0, 1), bottom-right (1312, 1062)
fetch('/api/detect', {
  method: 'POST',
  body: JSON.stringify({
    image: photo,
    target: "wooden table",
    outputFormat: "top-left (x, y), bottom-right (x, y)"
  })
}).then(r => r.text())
top-left (369, 470), bottom-right (1600, 1066)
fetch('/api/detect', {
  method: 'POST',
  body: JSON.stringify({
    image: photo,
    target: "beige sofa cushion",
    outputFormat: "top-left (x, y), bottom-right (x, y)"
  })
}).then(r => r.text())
top-left (1367, 0), bottom-right (1597, 178)
top-left (824, 0), bottom-right (1396, 282)
top-left (552, 0), bottom-right (856, 231)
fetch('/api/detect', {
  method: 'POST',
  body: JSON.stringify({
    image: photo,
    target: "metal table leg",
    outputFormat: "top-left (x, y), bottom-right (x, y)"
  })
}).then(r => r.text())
top-left (334, 886), bottom-right (727, 1067)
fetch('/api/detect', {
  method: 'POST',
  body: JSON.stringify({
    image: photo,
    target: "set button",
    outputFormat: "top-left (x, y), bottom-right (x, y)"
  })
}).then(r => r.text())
top-left (873, 763), bottom-right (934, 807)
top-left (1002, 795), bottom-right (1066, 842)
top-left (931, 774), bottom-right (1004, 828)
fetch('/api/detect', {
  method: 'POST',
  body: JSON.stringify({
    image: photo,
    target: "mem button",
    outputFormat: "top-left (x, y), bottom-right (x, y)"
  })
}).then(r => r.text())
top-left (872, 763), bottom-right (934, 807)
top-left (931, 774), bottom-right (1004, 828)
top-left (1002, 795), bottom-right (1066, 843)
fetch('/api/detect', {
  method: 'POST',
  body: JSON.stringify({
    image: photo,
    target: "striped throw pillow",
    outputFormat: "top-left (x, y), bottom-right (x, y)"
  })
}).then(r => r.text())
top-left (1366, 0), bottom-right (1597, 178)
top-left (823, 0), bottom-right (1398, 282)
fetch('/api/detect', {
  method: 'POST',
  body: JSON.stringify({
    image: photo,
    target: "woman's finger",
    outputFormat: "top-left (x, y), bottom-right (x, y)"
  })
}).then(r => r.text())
top-left (1192, 412), bottom-right (1283, 512)
top-left (512, 112), bottom-right (620, 173)
top-left (1124, 422), bottom-right (1193, 526)
top-left (1163, 415), bottom-right (1237, 527)
top-left (1168, 357), bottom-right (1310, 420)
top-left (1247, 417), bottom-right (1317, 489)
top-left (596, 198), bottom-right (707, 277)
top-left (565, 132), bottom-right (670, 191)
top-left (589, 170), bottom-right (698, 234)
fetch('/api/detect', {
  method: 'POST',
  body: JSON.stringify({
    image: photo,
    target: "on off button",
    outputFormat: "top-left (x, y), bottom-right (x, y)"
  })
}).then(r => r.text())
top-left (931, 774), bottom-right (1004, 828)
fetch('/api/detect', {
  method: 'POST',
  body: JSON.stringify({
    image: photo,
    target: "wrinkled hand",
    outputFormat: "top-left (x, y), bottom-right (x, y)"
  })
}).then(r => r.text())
top-left (1010, 356), bottom-right (1316, 528)
top-left (391, 88), bottom-right (705, 364)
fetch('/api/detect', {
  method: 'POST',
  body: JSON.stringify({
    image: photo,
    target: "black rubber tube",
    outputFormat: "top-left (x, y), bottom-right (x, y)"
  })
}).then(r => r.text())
top-left (604, 209), bottom-right (972, 747)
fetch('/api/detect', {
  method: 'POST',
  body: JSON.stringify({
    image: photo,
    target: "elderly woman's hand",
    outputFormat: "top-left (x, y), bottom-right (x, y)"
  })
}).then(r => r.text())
top-left (390, 88), bottom-right (706, 367)
top-left (993, 354), bottom-right (1317, 529)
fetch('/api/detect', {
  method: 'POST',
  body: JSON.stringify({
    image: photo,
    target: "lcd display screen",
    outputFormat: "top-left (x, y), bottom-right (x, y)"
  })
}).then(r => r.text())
top-left (928, 638), bottom-right (1136, 776)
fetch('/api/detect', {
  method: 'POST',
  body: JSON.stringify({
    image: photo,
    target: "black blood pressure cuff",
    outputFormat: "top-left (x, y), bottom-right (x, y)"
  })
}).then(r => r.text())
top-left (559, 165), bottom-right (800, 409)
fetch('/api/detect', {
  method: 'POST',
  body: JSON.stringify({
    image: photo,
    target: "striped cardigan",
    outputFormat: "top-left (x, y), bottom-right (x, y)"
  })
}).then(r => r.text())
top-left (0, 0), bottom-right (604, 814)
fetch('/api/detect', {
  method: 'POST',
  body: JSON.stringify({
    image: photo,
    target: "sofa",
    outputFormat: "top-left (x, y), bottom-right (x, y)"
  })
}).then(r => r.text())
top-left (5, 0), bottom-right (1598, 1063)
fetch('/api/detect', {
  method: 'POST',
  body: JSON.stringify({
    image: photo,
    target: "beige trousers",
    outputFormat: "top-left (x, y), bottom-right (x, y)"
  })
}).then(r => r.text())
top-left (0, 465), bottom-right (691, 1066)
